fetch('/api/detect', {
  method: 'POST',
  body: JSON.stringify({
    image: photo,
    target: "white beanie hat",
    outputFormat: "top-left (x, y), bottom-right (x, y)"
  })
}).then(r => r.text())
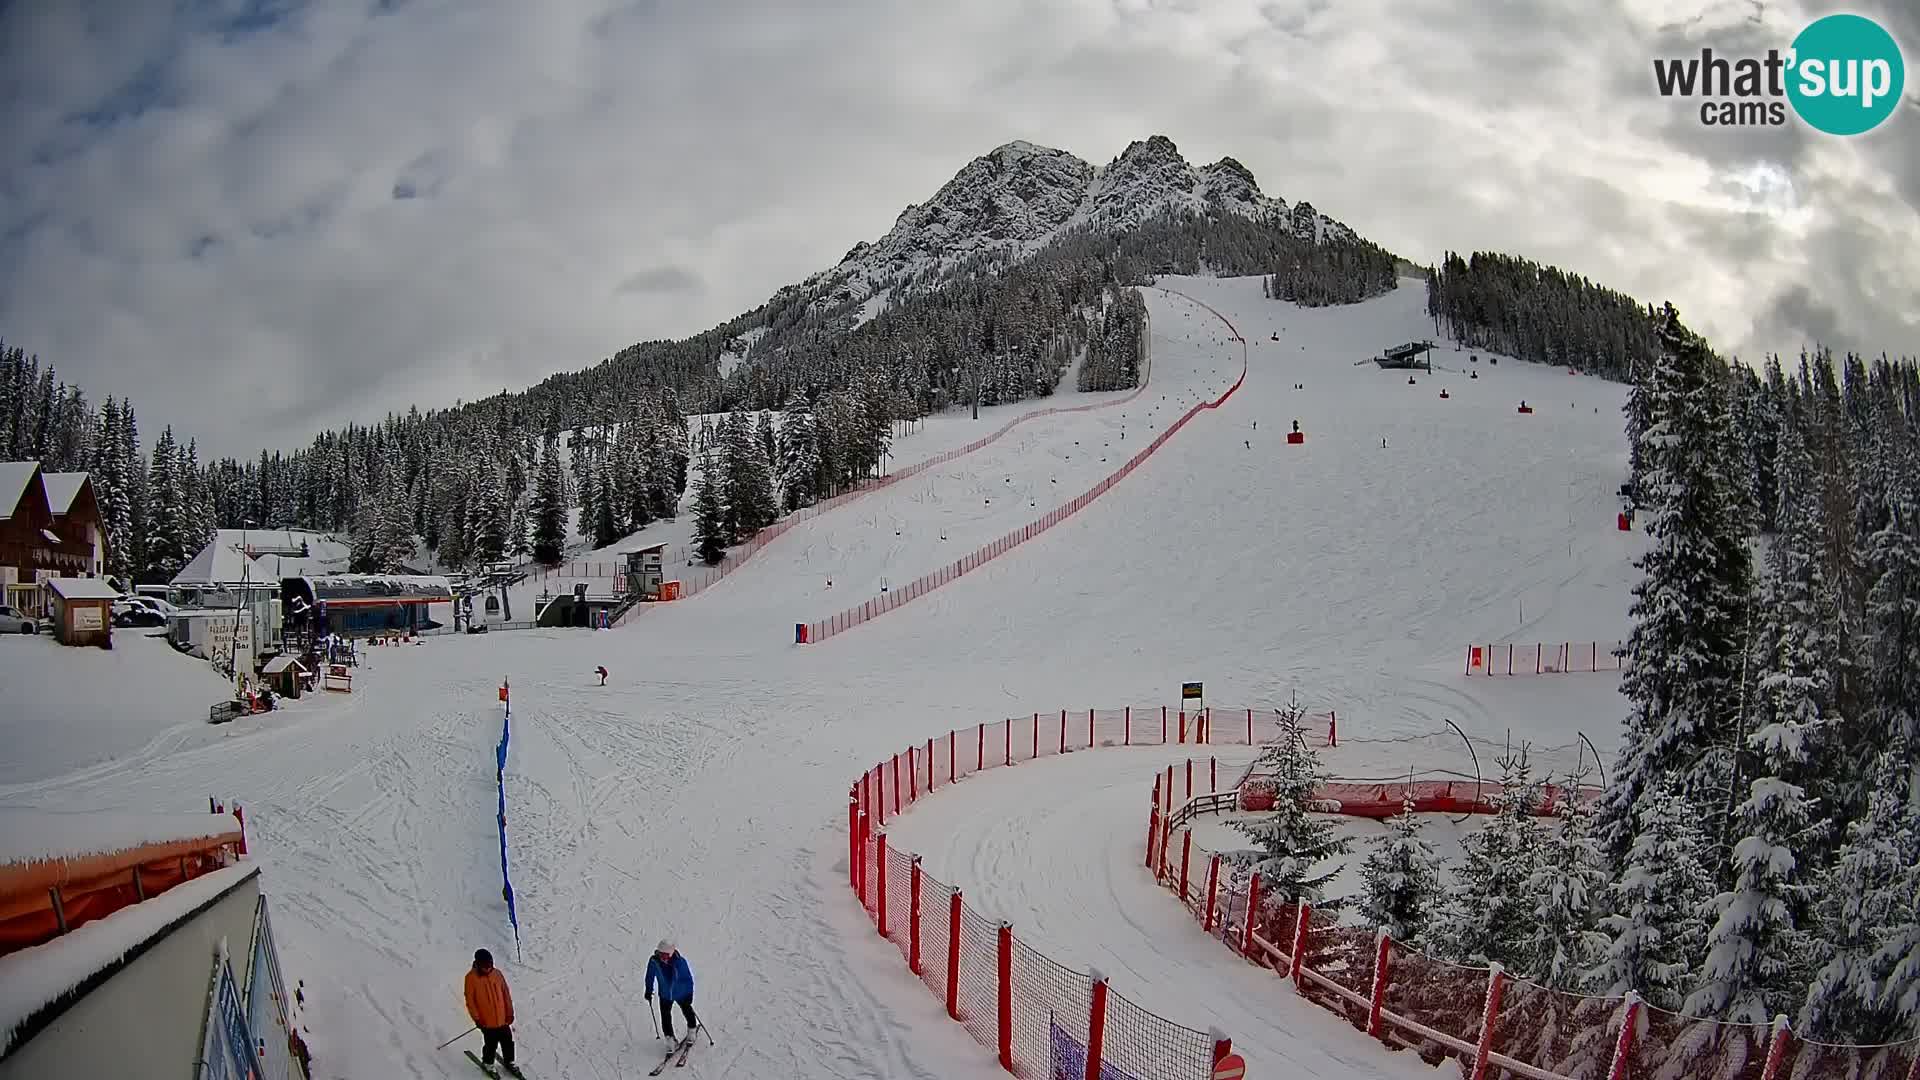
top-left (656, 939), bottom-right (673, 953)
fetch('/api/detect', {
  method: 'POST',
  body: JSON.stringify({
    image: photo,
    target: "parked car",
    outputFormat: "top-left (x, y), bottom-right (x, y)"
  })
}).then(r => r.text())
top-left (0, 606), bottom-right (36, 634)
top-left (113, 600), bottom-right (167, 627)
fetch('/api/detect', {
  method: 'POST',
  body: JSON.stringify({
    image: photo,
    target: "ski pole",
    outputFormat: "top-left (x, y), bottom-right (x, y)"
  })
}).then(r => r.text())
top-left (437, 1025), bottom-right (476, 1050)
top-left (648, 1002), bottom-right (659, 1039)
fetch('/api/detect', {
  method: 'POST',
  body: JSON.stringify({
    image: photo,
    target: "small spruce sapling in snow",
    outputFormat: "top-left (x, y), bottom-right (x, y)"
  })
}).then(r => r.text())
top-left (1432, 745), bottom-right (1544, 970)
top-left (1231, 703), bottom-right (1349, 910)
top-left (1523, 776), bottom-right (1610, 991)
top-left (1683, 691), bottom-right (1819, 1024)
top-left (1356, 779), bottom-right (1445, 945)
top-left (1590, 780), bottom-right (1713, 1011)
top-left (1799, 742), bottom-right (1920, 1043)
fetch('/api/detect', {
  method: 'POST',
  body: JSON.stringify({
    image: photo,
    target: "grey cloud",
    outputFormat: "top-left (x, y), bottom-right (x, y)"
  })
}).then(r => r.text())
top-left (0, 0), bottom-right (1914, 458)
top-left (615, 266), bottom-right (704, 296)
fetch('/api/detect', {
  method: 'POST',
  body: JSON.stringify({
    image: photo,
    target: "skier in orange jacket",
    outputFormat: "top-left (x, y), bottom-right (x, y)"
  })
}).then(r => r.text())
top-left (465, 949), bottom-right (521, 1076)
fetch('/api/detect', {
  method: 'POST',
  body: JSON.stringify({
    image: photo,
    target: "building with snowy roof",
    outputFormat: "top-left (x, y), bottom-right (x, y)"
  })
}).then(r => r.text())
top-left (0, 807), bottom-right (308, 1079)
top-left (169, 529), bottom-right (352, 609)
top-left (0, 463), bottom-right (108, 617)
top-left (44, 577), bottom-right (117, 648)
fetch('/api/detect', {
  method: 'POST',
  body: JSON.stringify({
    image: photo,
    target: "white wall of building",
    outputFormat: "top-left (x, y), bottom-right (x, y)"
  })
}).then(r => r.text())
top-left (0, 870), bottom-right (262, 1080)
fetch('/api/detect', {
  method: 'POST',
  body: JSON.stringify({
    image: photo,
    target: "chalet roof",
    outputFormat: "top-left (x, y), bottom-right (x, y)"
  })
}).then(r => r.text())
top-left (39, 473), bottom-right (90, 516)
top-left (0, 462), bottom-right (39, 521)
top-left (45, 577), bottom-right (120, 601)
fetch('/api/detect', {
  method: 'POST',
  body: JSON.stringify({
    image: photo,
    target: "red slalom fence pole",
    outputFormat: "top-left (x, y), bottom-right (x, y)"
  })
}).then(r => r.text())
top-left (997, 923), bottom-right (1014, 1072)
top-left (1366, 929), bottom-right (1391, 1037)
top-left (1470, 965), bottom-right (1508, 1080)
top-left (977, 723), bottom-right (984, 771)
top-left (1124, 706), bottom-right (1130, 746)
top-left (1087, 708), bottom-right (1094, 748)
top-left (946, 891), bottom-right (963, 1020)
top-left (1606, 993), bottom-right (1641, 1080)
top-left (948, 730), bottom-right (956, 785)
top-left (876, 833), bottom-right (889, 936)
top-left (1085, 978), bottom-right (1110, 1080)
top-left (909, 856), bottom-right (923, 976)
top-left (1203, 854), bottom-right (1221, 932)
top-left (909, 746), bottom-right (918, 802)
top-left (1179, 831), bottom-right (1192, 901)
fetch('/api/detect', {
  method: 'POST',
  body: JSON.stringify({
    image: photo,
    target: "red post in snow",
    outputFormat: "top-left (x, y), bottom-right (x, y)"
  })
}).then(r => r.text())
top-left (1535, 643), bottom-right (1542, 674)
top-left (892, 755), bottom-right (902, 816)
top-left (1289, 900), bottom-right (1312, 988)
top-left (1470, 965), bottom-right (1508, 1080)
top-left (1203, 854), bottom-right (1222, 931)
top-left (948, 730), bottom-right (956, 785)
top-left (1366, 929), bottom-right (1391, 1037)
top-left (1124, 706), bottom-right (1131, 746)
top-left (908, 746), bottom-right (918, 802)
top-left (1165, 765), bottom-right (1174, 807)
top-left (1246, 708), bottom-right (1253, 743)
top-left (233, 805), bottom-right (247, 856)
top-left (977, 723), bottom-right (985, 771)
top-left (1759, 1016), bottom-right (1792, 1080)
top-left (1004, 720), bottom-right (1012, 766)
top-left (1031, 713), bottom-right (1038, 760)
top-left (848, 794), bottom-right (859, 892)
top-left (1084, 978), bottom-right (1110, 1080)
top-left (1605, 993), bottom-right (1641, 1080)
top-left (1087, 708), bottom-right (1094, 749)
top-left (1162, 706), bottom-right (1168, 743)
top-left (1158, 815), bottom-right (1173, 880)
top-left (927, 738), bottom-right (936, 790)
top-left (1211, 756), bottom-right (1218, 792)
top-left (1178, 709), bottom-right (1187, 744)
top-left (1241, 874), bottom-right (1262, 958)
top-left (1329, 710), bottom-right (1338, 747)
top-left (996, 923), bottom-right (1014, 1072)
top-left (1145, 804), bottom-right (1160, 869)
top-left (1179, 831), bottom-right (1192, 900)
top-left (947, 891), bottom-right (963, 1020)
top-left (875, 832), bottom-right (889, 936)
top-left (909, 856), bottom-right (923, 976)
top-left (1592, 641), bottom-right (1598, 671)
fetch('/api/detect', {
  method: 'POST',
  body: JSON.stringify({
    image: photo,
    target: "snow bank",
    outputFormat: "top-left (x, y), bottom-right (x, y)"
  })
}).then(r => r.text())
top-left (0, 864), bottom-right (257, 1058)
top-left (0, 809), bottom-right (241, 869)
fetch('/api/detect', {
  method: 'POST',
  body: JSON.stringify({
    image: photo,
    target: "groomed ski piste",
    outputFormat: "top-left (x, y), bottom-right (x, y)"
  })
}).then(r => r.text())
top-left (0, 274), bottom-right (1645, 1079)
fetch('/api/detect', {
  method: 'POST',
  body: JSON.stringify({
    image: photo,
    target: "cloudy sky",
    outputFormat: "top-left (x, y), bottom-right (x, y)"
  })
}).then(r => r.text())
top-left (2, 0), bottom-right (1915, 459)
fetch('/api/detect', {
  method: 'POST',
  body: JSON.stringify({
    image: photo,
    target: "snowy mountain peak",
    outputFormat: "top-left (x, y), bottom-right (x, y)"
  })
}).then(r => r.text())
top-left (799, 135), bottom-right (1358, 314)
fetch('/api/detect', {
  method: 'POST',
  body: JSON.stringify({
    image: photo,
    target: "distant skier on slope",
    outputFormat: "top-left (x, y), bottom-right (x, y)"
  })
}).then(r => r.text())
top-left (645, 941), bottom-right (700, 1044)
top-left (595, 666), bottom-right (608, 686)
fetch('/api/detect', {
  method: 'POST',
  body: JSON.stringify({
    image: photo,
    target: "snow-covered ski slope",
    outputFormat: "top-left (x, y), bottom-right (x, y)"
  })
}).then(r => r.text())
top-left (0, 275), bottom-right (1644, 1080)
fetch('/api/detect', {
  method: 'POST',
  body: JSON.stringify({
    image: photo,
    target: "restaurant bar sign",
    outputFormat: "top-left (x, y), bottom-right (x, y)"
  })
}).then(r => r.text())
top-left (199, 950), bottom-right (258, 1080)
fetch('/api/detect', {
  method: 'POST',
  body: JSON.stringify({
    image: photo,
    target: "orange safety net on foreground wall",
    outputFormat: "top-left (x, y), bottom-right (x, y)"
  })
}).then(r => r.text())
top-left (1150, 770), bottom-right (1920, 1080)
top-left (0, 811), bottom-right (247, 957)
top-left (848, 705), bottom-right (1299, 1078)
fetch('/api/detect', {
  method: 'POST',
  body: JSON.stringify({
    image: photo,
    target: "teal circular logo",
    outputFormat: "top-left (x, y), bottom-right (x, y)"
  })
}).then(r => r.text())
top-left (1787, 14), bottom-right (1904, 135)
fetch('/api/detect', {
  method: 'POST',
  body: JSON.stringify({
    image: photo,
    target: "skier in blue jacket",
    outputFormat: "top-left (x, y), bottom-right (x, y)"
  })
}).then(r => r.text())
top-left (644, 941), bottom-right (699, 1043)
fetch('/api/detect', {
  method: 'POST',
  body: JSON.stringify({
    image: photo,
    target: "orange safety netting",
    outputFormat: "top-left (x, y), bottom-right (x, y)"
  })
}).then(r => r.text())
top-left (0, 830), bottom-right (243, 957)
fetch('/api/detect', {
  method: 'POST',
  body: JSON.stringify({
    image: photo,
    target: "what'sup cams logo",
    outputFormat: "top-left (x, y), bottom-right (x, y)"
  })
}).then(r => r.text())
top-left (1653, 13), bottom-right (1905, 134)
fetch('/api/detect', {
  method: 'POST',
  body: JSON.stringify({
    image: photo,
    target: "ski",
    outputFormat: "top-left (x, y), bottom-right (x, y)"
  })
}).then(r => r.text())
top-left (675, 1037), bottom-right (694, 1068)
top-left (463, 1050), bottom-right (527, 1079)
top-left (648, 1038), bottom-right (691, 1076)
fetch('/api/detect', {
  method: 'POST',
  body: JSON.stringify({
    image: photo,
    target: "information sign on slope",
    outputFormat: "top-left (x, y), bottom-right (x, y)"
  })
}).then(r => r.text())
top-left (1181, 681), bottom-right (1203, 701)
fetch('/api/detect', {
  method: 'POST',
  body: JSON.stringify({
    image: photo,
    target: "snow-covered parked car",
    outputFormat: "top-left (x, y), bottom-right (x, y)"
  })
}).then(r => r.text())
top-left (0, 605), bottom-right (36, 634)
top-left (113, 599), bottom-right (167, 627)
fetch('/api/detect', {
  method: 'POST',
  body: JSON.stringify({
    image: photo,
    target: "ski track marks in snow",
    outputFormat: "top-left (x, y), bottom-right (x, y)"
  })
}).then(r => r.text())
top-left (5, 276), bottom-right (1643, 1079)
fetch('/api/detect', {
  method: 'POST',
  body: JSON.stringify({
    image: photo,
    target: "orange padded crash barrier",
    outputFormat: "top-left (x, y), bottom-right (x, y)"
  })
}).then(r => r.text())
top-left (0, 822), bottom-right (244, 958)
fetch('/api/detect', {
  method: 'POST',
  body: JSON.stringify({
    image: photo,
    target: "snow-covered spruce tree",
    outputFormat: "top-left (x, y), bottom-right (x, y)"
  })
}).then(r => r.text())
top-left (1598, 304), bottom-right (1755, 869)
top-left (692, 453), bottom-right (728, 565)
top-left (721, 412), bottom-right (778, 541)
top-left (530, 432), bottom-right (568, 565)
top-left (1684, 646), bottom-right (1821, 1024)
top-left (777, 405), bottom-right (823, 512)
top-left (1523, 780), bottom-right (1609, 991)
top-left (1356, 784), bottom-right (1445, 944)
top-left (141, 426), bottom-right (189, 582)
top-left (1800, 744), bottom-right (1920, 1042)
top-left (1432, 747), bottom-right (1544, 970)
top-left (1231, 703), bottom-right (1350, 908)
top-left (1591, 779), bottom-right (1714, 1010)
top-left (755, 411), bottom-right (778, 477)
top-left (574, 448), bottom-right (601, 544)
